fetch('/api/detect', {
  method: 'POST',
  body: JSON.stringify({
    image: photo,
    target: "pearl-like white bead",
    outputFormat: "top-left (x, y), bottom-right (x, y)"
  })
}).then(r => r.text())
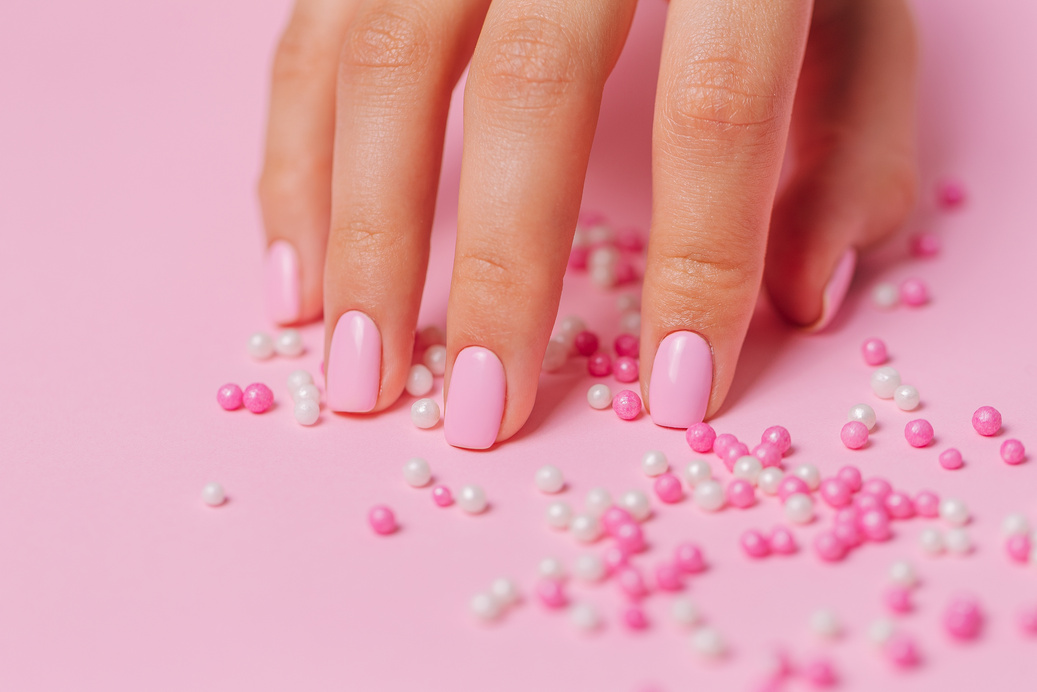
top-left (757, 468), bottom-right (785, 496)
top-left (535, 465), bottom-right (565, 494)
top-left (457, 485), bottom-right (487, 514)
top-left (247, 332), bottom-right (275, 359)
top-left (586, 383), bottom-right (613, 409)
top-left (693, 480), bottom-right (726, 512)
top-left (287, 369), bottom-right (313, 391)
top-left (403, 457), bottom-right (432, 487)
top-left (410, 398), bottom-right (441, 429)
top-left (423, 344), bottom-right (447, 376)
top-left (671, 597), bottom-right (702, 627)
top-left (570, 514), bottom-right (602, 543)
top-left (293, 383), bottom-right (320, 403)
top-left (201, 482), bottom-right (225, 506)
top-left (848, 403), bottom-right (877, 430)
top-left (293, 398), bottom-right (320, 426)
top-left (573, 554), bottom-right (606, 583)
top-left (405, 364), bottom-right (434, 397)
top-left (1003, 513), bottom-right (1030, 536)
top-left (888, 560), bottom-right (917, 587)
top-left (558, 315), bottom-right (586, 339)
top-left (539, 557), bottom-right (566, 581)
top-left (616, 293), bottom-right (640, 313)
top-left (945, 528), bottom-right (972, 555)
top-left (872, 282), bottom-right (900, 309)
top-left (868, 618), bottom-right (896, 645)
top-left (939, 498), bottom-right (970, 526)
top-left (470, 592), bottom-right (501, 621)
top-left (919, 528), bottom-right (945, 555)
top-left (619, 490), bottom-right (651, 522)
top-left (586, 224), bottom-right (615, 246)
top-left (784, 493), bottom-right (814, 524)
top-left (590, 263), bottom-right (618, 289)
top-left (274, 328), bottom-right (304, 357)
top-left (542, 339), bottom-right (569, 373)
top-left (732, 456), bottom-right (763, 485)
top-left (584, 488), bottom-right (613, 517)
top-left (792, 463), bottom-right (821, 491)
top-left (893, 384), bottom-right (920, 411)
top-left (684, 459), bottom-right (713, 487)
top-left (811, 608), bottom-right (841, 639)
top-left (871, 366), bottom-right (902, 399)
top-left (546, 501), bottom-right (573, 530)
top-left (588, 245), bottom-right (620, 269)
top-left (619, 311), bottom-right (641, 334)
top-left (569, 602), bottom-right (601, 631)
top-left (641, 450), bottom-right (669, 477)
top-left (691, 627), bottom-right (726, 658)
top-left (489, 578), bottom-right (519, 608)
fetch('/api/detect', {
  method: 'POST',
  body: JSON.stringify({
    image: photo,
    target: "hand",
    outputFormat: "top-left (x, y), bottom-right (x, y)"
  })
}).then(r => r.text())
top-left (258, 0), bottom-right (917, 449)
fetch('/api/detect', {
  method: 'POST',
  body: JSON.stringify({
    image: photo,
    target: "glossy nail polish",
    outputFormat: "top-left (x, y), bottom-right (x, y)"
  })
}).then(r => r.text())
top-left (649, 331), bottom-right (712, 428)
top-left (327, 311), bottom-right (381, 412)
top-left (807, 248), bottom-right (857, 332)
top-left (445, 347), bottom-right (505, 450)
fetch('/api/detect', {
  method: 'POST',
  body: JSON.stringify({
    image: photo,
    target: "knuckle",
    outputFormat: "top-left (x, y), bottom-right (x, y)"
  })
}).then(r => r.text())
top-left (453, 247), bottom-right (544, 309)
top-left (651, 237), bottom-right (761, 320)
top-left (340, 3), bottom-right (434, 83)
top-left (331, 217), bottom-right (401, 256)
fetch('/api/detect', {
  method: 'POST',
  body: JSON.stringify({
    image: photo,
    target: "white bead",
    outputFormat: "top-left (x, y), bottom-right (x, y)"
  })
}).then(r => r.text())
top-left (247, 332), bottom-right (275, 359)
top-left (671, 597), bottom-right (702, 627)
top-left (489, 578), bottom-right (520, 608)
top-left (457, 485), bottom-right (487, 514)
top-left (684, 459), bottom-right (713, 487)
top-left (868, 618), bottom-right (896, 645)
top-left (588, 245), bottom-right (620, 269)
top-left (940, 498), bottom-right (970, 527)
top-left (584, 488), bottom-right (613, 517)
top-left (274, 328), bottom-right (304, 357)
top-left (620, 311), bottom-right (641, 334)
top-left (732, 456), bottom-right (763, 486)
top-left (1003, 513), bottom-right (1030, 536)
top-left (586, 224), bottom-right (615, 246)
top-left (410, 398), bottom-right (441, 429)
top-left (423, 344), bottom-right (447, 376)
top-left (619, 490), bottom-right (651, 522)
top-left (286, 369), bottom-right (313, 391)
top-left (893, 384), bottom-right (920, 411)
top-left (542, 339), bottom-right (569, 373)
top-left (848, 403), bottom-right (877, 431)
top-left (872, 282), bottom-right (900, 309)
top-left (293, 383), bottom-right (320, 403)
top-left (534, 465), bottom-right (565, 494)
top-left (546, 501), bottom-right (573, 530)
top-left (691, 627), bottom-right (726, 658)
top-left (758, 468), bottom-right (785, 496)
top-left (586, 383), bottom-right (613, 409)
top-left (785, 493), bottom-right (815, 524)
top-left (616, 293), bottom-right (640, 313)
top-left (641, 450), bottom-right (669, 477)
top-left (694, 480), bottom-right (726, 512)
top-left (919, 528), bottom-right (945, 556)
top-left (792, 463), bottom-right (821, 491)
top-left (293, 398), bottom-right (320, 426)
top-left (539, 557), bottom-right (566, 581)
top-left (590, 263), bottom-right (618, 289)
top-left (574, 554), bottom-right (606, 583)
top-left (402, 457), bottom-right (432, 487)
top-left (405, 364), bottom-right (434, 397)
top-left (811, 608), bottom-right (841, 639)
top-left (945, 528), bottom-right (972, 555)
top-left (470, 592), bottom-right (501, 621)
top-left (871, 366), bottom-right (902, 399)
top-left (558, 315), bottom-right (586, 339)
top-left (888, 560), bottom-right (917, 587)
top-left (201, 482), bottom-right (225, 506)
top-left (569, 602), bottom-right (601, 632)
top-left (570, 514), bottom-right (602, 543)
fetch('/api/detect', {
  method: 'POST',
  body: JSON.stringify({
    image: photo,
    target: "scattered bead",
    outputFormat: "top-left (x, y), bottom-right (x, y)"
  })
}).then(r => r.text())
top-left (836, 466), bottom-right (863, 492)
top-left (712, 433), bottom-right (738, 458)
top-left (216, 383), bottom-right (243, 411)
top-left (294, 398), bottom-right (319, 425)
top-left (1002, 439), bottom-right (1026, 465)
top-left (612, 335), bottom-right (639, 361)
top-left (588, 352), bottom-right (612, 377)
top-left (201, 482), bottom-right (226, 507)
top-left (602, 506), bottom-right (634, 536)
top-left (1018, 605), bottom-right (1037, 635)
top-left (539, 557), bottom-right (566, 581)
top-left (972, 405), bottom-right (1002, 436)
top-left (778, 476), bottom-right (811, 502)
top-left (868, 618), bottom-right (896, 645)
top-left (885, 492), bottom-right (915, 519)
top-left (814, 531), bottom-right (846, 562)
top-left (536, 579), bottom-right (568, 609)
top-left (909, 231), bottom-right (941, 258)
top-left (792, 464), bottom-right (821, 491)
top-left (603, 546), bottom-right (629, 574)
top-left (674, 543), bottom-right (707, 573)
top-left (939, 448), bottom-right (964, 470)
top-left (871, 367), bottom-right (902, 399)
top-left (721, 443), bottom-right (751, 472)
top-left (287, 370), bottom-right (313, 393)
top-left (585, 488), bottom-right (613, 516)
top-left (368, 505), bottom-right (397, 535)
top-left (569, 602), bottom-right (601, 632)
top-left (616, 293), bottom-right (640, 313)
top-left (905, 419), bottom-right (934, 448)
top-left (612, 390), bottom-right (642, 420)
top-left (247, 332), bottom-right (275, 359)
top-left (274, 329), bottom-right (304, 357)
top-left (758, 468), bottom-right (785, 496)
top-left (694, 480), bottom-right (726, 512)
top-left (741, 529), bottom-right (770, 558)
top-left (684, 459), bottom-right (713, 487)
top-left (861, 338), bottom-right (889, 366)
top-left (573, 330), bottom-right (599, 357)
top-left (727, 479), bottom-right (756, 509)
top-left (574, 554), bottom-right (606, 582)
top-left (811, 609), bottom-right (841, 639)
top-left (936, 178), bottom-right (966, 208)
top-left (546, 501), bottom-right (572, 530)
top-left (432, 485), bottom-right (453, 507)
top-left (945, 527), bottom-right (972, 555)
top-left (919, 528), bottom-right (945, 555)
top-left (541, 339), bottom-right (568, 373)
top-left (614, 521), bottom-right (645, 555)
top-left (405, 364), bottom-right (434, 397)
top-left (613, 356), bottom-right (639, 383)
top-left (862, 478), bottom-right (892, 501)
top-left (691, 627), bottom-right (726, 658)
top-left (940, 498), bottom-right (970, 526)
top-left (872, 282), bottom-right (900, 309)
top-left (733, 456), bottom-right (763, 485)
top-left (654, 474), bottom-right (683, 504)
top-left (893, 384), bottom-right (920, 411)
top-left (801, 657), bottom-right (837, 687)
top-left (655, 562), bottom-right (684, 591)
top-left (619, 310), bottom-right (641, 334)
top-left (558, 315), bottom-right (587, 338)
top-left (841, 421), bottom-right (869, 450)
top-left (913, 491), bottom-right (940, 518)
top-left (619, 490), bottom-right (652, 522)
top-left (885, 633), bottom-right (920, 667)
top-left (470, 592), bottom-right (502, 622)
top-left (672, 597), bottom-right (702, 627)
top-left (586, 383), bottom-right (613, 410)
top-left (769, 526), bottom-right (798, 555)
top-left (888, 560), bottom-right (917, 587)
top-left (641, 450), bottom-right (669, 477)
top-left (570, 514), bottom-right (602, 543)
top-left (623, 606), bottom-right (649, 630)
top-left (424, 344), bottom-right (447, 376)
top-left (489, 577), bottom-right (520, 608)
top-left (1003, 513), bottom-right (1031, 536)
top-left (534, 465), bottom-right (565, 494)
top-left (1006, 534), bottom-right (1031, 563)
top-left (899, 279), bottom-right (929, 307)
top-left (762, 426), bottom-right (792, 455)
top-left (834, 521), bottom-right (863, 549)
top-left (616, 566), bottom-right (648, 600)
top-left (943, 594), bottom-right (983, 640)
top-left (847, 403), bottom-right (877, 431)
top-left (751, 443), bottom-right (783, 469)
top-left (410, 398), bottom-right (441, 429)
top-left (820, 478), bottom-right (853, 508)
top-left (242, 383), bottom-right (274, 413)
top-left (293, 383), bottom-right (320, 403)
top-left (403, 458), bottom-right (432, 487)
top-left (860, 510), bottom-right (892, 541)
top-left (785, 494), bottom-right (815, 524)
top-left (457, 485), bottom-right (488, 514)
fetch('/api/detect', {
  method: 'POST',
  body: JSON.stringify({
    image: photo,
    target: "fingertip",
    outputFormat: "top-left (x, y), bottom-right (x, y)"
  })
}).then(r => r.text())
top-left (265, 240), bottom-right (301, 325)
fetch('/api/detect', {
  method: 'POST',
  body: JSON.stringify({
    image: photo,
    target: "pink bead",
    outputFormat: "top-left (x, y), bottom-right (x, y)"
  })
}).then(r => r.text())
top-left (727, 479), bottom-right (756, 509)
top-left (972, 406), bottom-right (1002, 436)
top-left (613, 356), bottom-right (639, 383)
top-left (936, 178), bottom-right (966, 209)
top-left (615, 258), bottom-right (637, 285)
top-left (623, 606), bottom-right (649, 630)
top-left (614, 521), bottom-right (646, 555)
top-left (768, 526), bottom-right (798, 555)
top-left (368, 505), bottom-right (397, 535)
top-left (813, 530), bottom-right (846, 562)
top-left (616, 566), bottom-right (648, 600)
top-left (1002, 439), bottom-right (1026, 465)
top-left (836, 466), bottom-right (863, 493)
top-left (431, 485), bottom-right (453, 507)
top-left (655, 562), bottom-right (684, 591)
top-left (654, 473), bottom-right (684, 504)
top-left (840, 421), bottom-right (869, 450)
top-left (568, 246), bottom-right (589, 270)
top-left (573, 330), bottom-right (599, 357)
top-left (885, 633), bottom-right (920, 667)
top-left (860, 509), bottom-right (892, 541)
top-left (615, 227), bottom-right (645, 252)
top-left (674, 542), bottom-right (706, 573)
top-left (242, 383), bottom-right (274, 413)
top-left (722, 443), bottom-right (751, 472)
top-left (614, 333), bottom-right (640, 358)
top-left (1006, 534), bottom-right (1031, 563)
top-left (762, 426), bottom-right (792, 455)
top-left (602, 506), bottom-right (635, 536)
top-left (833, 521), bottom-right (863, 549)
top-left (885, 492), bottom-right (915, 520)
top-left (777, 476), bottom-right (810, 502)
top-left (899, 278), bottom-right (929, 307)
top-left (1018, 605), bottom-right (1037, 635)
top-left (943, 594), bottom-right (983, 640)
top-left (603, 545), bottom-right (629, 574)
top-left (588, 351), bottom-right (612, 377)
top-left (741, 529), bottom-right (770, 558)
top-left (905, 419), bottom-right (934, 448)
top-left (854, 493), bottom-right (885, 514)
top-left (216, 383), bottom-right (243, 411)
top-left (861, 478), bottom-right (892, 501)
top-left (909, 232), bottom-right (941, 258)
top-left (801, 657), bottom-right (837, 688)
top-left (913, 491), bottom-right (940, 518)
top-left (713, 433), bottom-right (738, 458)
top-left (939, 448), bottom-right (964, 470)
top-left (536, 579), bottom-right (568, 609)
top-left (834, 506), bottom-right (861, 526)
top-left (885, 586), bottom-right (913, 614)
top-left (819, 478), bottom-right (852, 508)
top-left (752, 442), bottom-right (783, 469)
top-left (685, 422), bottom-right (717, 453)
top-left (612, 390), bottom-right (642, 420)
top-left (861, 338), bottom-right (889, 366)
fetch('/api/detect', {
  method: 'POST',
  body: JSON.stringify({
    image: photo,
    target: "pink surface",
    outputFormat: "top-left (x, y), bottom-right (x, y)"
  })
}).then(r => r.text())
top-left (2, 1), bottom-right (1037, 690)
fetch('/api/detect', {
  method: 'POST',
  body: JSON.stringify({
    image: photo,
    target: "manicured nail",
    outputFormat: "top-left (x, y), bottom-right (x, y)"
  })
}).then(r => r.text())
top-left (649, 331), bottom-right (713, 429)
top-left (445, 347), bottom-right (505, 450)
top-left (807, 248), bottom-right (857, 333)
top-left (327, 311), bottom-right (381, 412)
top-left (265, 240), bottom-right (300, 324)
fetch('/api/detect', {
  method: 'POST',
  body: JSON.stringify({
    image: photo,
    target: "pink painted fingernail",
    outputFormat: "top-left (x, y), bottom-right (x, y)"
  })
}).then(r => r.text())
top-left (807, 248), bottom-right (857, 332)
top-left (648, 331), bottom-right (712, 428)
top-left (265, 240), bottom-right (300, 324)
top-left (445, 347), bottom-right (505, 450)
top-left (327, 311), bottom-right (381, 412)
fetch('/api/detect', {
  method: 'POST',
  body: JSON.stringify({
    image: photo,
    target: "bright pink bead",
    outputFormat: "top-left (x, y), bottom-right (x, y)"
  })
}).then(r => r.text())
top-left (603, 545), bottom-right (629, 574)
top-left (727, 479), bottom-right (756, 509)
top-left (833, 521), bottom-right (863, 548)
top-left (913, 490), bottom-right (940, 518)
top-left (615, 227), bottom-right (645, 252)
top-left (1002, 439), bottom-right (1026, 465)
top-left (861, 338), bottom-right (889, 366)
top-left (899, 278), bottom-right (929, 307)
top-left (573, 330), bottom-right (599, 357)
top-left (588, 351), bottom-right (612, 377)
top-left (722, 443), bottom-right (751, 472)
top-left (819, 478), bottom-right (852, 508)
top-left (909, 232), bottom-right (941, 258)
top-left (602, 506), bottom-right (634, 536)
top-left (368, 505), bottom-right (397, 535)
top-left (836, 465), bottom-right (863, 492)
top-left (614, 333), bottom-right (639, 358)
top-left (860, 509), bottom-right (892, 541)
top-left (613, 356), bottom-right (639, 383)
top-left (762, 426), bottom-right (792, 455)
top-left (536, 579), bottom-right (568, 609)
top-left (623, 606), bottom-right (649, 630)
top-left (685, 422), bottom-right (717, 453)
top-left (813, 530), bottom-right (846, 562)
top-left (885, 492), bottom-right (915, 519)
top-left (616, 566), bottom-right (648, 600)
top-left (885, 586), bottom-right (913, 614)
top-left (614, 521), bottom-right (646, 555)
top-left (1018, 605), bottom-right (1037, 635)
top-left (854, 493), bottom-right (885, 514)
top-left (674, 542), bottom-right (706, 573)
top-left (713, 433), bottom-right (738, 458)
top-left (834, 506), bottom-right (861, 525)
top-left (654, 473), bottom-right (684, 504)
top-left (752, 442), bottom-right (783, 469)
top-left (568, 246), bottom-right (589, 270)
top-left (840, 421), bottom-right (869, 450)
top-left (943, 594), bottom-right (983, 640)
top-left (861, 478), bottom-right (892, 501)
top-left (242, 383), bottom-right (274, 413)
top-left (777, 476), bottom-right (810, 502)
top-left (1006, 534), bottom-right (1031, 563)
top-left (655, 562), bottom-right (684, 591)
top-left (885, 633), bottom-right (920, 667)
top-left (615, 258), bottom-right (637, 285)
top-left (801, 657), bottom-right (837, 687)
top-left (939, 448), bottom-right (964, 470)
top-left (431, 485), bottom-right (453, 507)
top-left (936, 178), bottom-right (966, 209)
top-left (612, 389), bottom-right (642, 420)
top-left (905, 419), bottom-right (934, 448)
top-left (216, 383), bottom-right (243, 411)
top-left (741, 529), bottom-right (770, 558)
top-left (972, 406), bottom-right (1002, 436)
top-left (768, 526), bottom-right (798, 555)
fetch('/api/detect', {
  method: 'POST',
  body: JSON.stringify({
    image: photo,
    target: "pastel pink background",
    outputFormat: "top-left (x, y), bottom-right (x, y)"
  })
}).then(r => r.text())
top-left (2, 1), bottom-right (1036, 690)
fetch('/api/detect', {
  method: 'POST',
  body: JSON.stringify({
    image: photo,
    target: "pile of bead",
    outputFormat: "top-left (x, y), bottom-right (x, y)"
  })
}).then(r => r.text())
top-left (568, 212), bottom-right (644, 290)
top-left (217, 382), bottom-right (273, 414)
top-left (247, 328), bottom-right (304, 359)
top-left (471, 577), bottom-right (521, 623)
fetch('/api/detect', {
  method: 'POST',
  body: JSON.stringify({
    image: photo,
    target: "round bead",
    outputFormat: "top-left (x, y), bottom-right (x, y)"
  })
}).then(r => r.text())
top-left (490, 578), bottom-right (520, 608)
top-left (569, 603), bottom-right (600, 632)
top-left (672, 598), bottom-right (702, 627)
top-left (368, 505), bottom-right (396, 535)
top-left (286, 369), bottom-right (313, 391)
top-left (558, 315), bottom-right (587, 338)
top-left (945, 527), bottom-right (972, 555)
top-left (542, 338), bottom-right (568, 373)
top-left (861, 338), bottom-right (888, 366)
top-left (539, 557), bottom-right (566, 581)
top-left (588, 245), bottom-right (619, 269)
top-left (614, 333), bottom-right (639, 358)
top-left (820, 478), bottom-right (852, 508)
top-left (247, 332), bottom-right (275, 359)
top-left (274, 329), bottom-right (304, 357)
top-left (693, 480), bottom-right (726, 512)
top-left (862, 478), bottom-right (892, 501)
top-left (641, 450), bottom-right (669, 477)
top-left (293, 383), bottom-right (320, 403)
top-left (431, 485), bottom-right (453, 507)
top-left (777, 476), bottom-right (811, 502)
top-left (470, 592), bottom-right (502, 621)
top-left (616, 292), bottom-right (640, 313)
top-left (1002, 439), bottom-right (1026, 465)
top-left (545, 501), bottom-right (572, 530)
top-left (792, 463), bottom-right (821, 491)
top-left (619, 310), bottom-right (641, 334)
top-left (769, 526), bottom-right (798, 555)
top-left (457, 485), bottom-right (488, 514)
top-left (885, 586), bottom-right (913, 614)
top-left (871, 366), bottom-right (902, 398)
top-left (587, 352), bottom-right (612, 377)
top-left (1003, 513), bottom-right (1031, 536)
top-left (216, 383), bottom-right (243, 411)
top-left (893, 385), bottom-right (921, 411)
top-left (937, 178), bottom-right (966, 208)
top-left (242, 383), bottom-right (274, 413)
top-left (811, 609), bottom-right (841, 639)
top-left (860, 509), bottom-right (892, 541)
top-left (972, 406), bottom-right (1002, 436)
top-left (751, 442), bottom-right (782, 469)
top-left (691, 627), bottom-right (726, 658)
top-left (841, 421), bottom-right (869, 449)
top-left (684, 459), bottom-right (713, 486)
top-left (410, 398), bottom-right (441, 429)
top-left (888, 560), bottom-right (917, 587)
top-left (834, 521), bottom-right (863, 549)
top-left (655, 562), bottom-right (684, 591)
top-left (613, 521), bottom-right (645, 555)
top-left (801, 658), bottom-right (837, 687)
top-left (940, 498), bottom-right (969, 526)
top-left (654, 473), bottom-right (683, 504)
top-left (868, 618), bottom-right (896, 646)
top-left (814, 531), bottom-right (845, 562)
top-left (1019, 605), bottom-right (1037, 635)
top-left (623, 606), bottom-right (648, 631)
top-left (733, 456), bottom-right (763, 485)
top-left (613, 356), bottom-right (639, 383)
top-left (919, 528), bottom-right (945, 555)
top-left (712, 433), bottom-right (738, 458)
top-left (612, 389), bottom-right (642, 420)
top-left (618, 489), bottom-right (652, 522)
top-left (885, 492), bottom-right (915, 519)
top-left (424, 344), bottom-right (447, 376)
top-left (584, 488), bottom-right (613, 516)
top-left (836, 465), bottom-right (863, 492)
top-left (762, 426), bottom-right (792, 455)
top-left (403, 458), bottom-right (432, 487)
top-left (913, 491), bottom-right (940, 518)
top-left (740, 529), bottom-right (770, 558)
top-left (201, 482), bottom-right (225, 506)
top-left (674, 542), bottom-right (706, 573)
top-left (758, 468), bottom-right (785, 496)
top-left (785, 494), bottom-right (815, 524)
top-left (727, 479), bottom-right (756, 509)
top-left (616, 566), bottom-right (648, 599)
top-left (586, 383), bottom-right (613, 410)
top-left (603, 546), bottom-right (628, 575)
top-left (573, 330), bottom-right (599, 357)
top-left (574, 554), bottom-right (606, 583)
top-left (847, 403), bottom-right (877, 431)
top-left (872, 282), bottom-right (900, 309)
top-left (721, 442), bottom-right (751, 472)
top-left (536, 579), bottom-right (567, 609)
top-left (909, 232), bottom-right (941, 258)
top-left (899, 278), bottom-right (929, 307)
top-left (534, 464), bottom-right (565, 494)
top-left (887, 636), bottom-right (921, 669)
top-left (293, 398), bottom-right (320, 426)
top-left (405, 364), bottom-right (434, 397)
top-left (570, 514), bottom-right (602, 543)
top-left (939, 448), bottom-right (964, 470)
top-left (944, 595), bottom-right (983, 640)
top-left (1006, 534), bottom-right (1031, 563)
top-left (905, 419), bottom-right (934, 448)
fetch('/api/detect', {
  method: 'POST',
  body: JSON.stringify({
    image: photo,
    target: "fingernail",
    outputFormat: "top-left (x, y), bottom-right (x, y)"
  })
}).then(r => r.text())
top-left (445, 347), bottom-right (505, 450)
top-left (649, 331), bottom-right (713, 428)
top-left (327, 310), bottom-right (381, 412)
top-left (265, 240), bottom-right (300, 324)
top-left (807, 248), bottom-right (857, 333)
